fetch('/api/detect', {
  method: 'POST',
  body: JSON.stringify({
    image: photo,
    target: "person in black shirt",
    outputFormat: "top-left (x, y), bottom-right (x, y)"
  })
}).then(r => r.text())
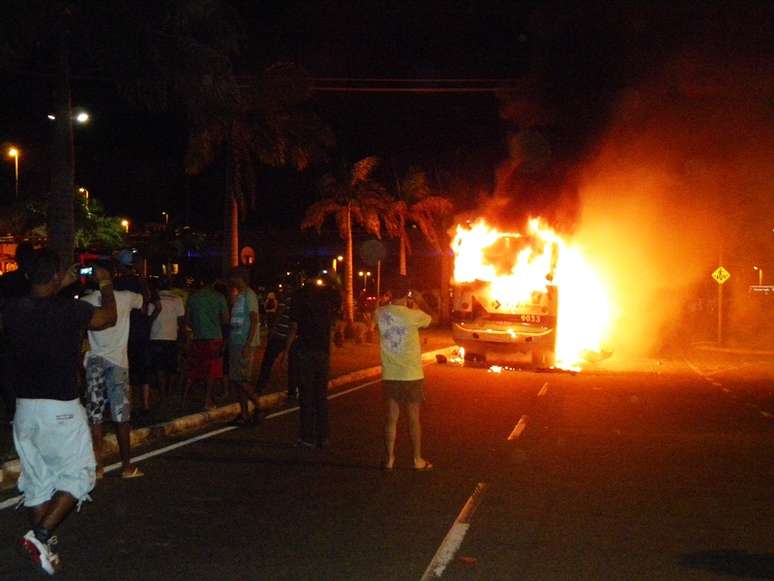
top-left (289, 274), bottom-right (341, 448)
top-left (0, 242), bottom-right (35, 420)
top-left (3, 249), bottom-right (117, 575)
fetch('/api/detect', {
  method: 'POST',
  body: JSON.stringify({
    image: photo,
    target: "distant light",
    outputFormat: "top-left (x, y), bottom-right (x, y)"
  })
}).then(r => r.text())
top-left (337, 255), bottom-right (344, 261)
top-left (322, 269), bottom-right (328, 274)
top-left (315, 278), bottom-right (324, 286)
top-left (366, 271), bottom-right (371, 276)
top-left (286, 271), bottom-right (291, 276)
top-left (358, 271), bottom-right (364, 276)
top-left (47, 114), bottom-right (56, 120)
top-left (75, 112), bottom-right (90, 124)
top-left (7, 147), bottom-right (18, 158)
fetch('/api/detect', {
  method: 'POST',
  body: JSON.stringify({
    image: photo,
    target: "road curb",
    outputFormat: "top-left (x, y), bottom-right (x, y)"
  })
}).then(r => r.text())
top-left (0, 344), bottom-right (458, 492)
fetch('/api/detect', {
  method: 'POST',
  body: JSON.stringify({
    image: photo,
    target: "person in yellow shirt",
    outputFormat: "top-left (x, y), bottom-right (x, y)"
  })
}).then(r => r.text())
top-left (375, 277), bottom-right (432, 471)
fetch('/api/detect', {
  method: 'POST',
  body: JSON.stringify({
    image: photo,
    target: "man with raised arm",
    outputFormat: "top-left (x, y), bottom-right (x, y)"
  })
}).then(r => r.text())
top-left (2, 249), bottom-right (117, 575)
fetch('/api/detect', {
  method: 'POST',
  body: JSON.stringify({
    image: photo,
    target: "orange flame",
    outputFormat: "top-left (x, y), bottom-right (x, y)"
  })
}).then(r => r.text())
top-left (451, 218), bottom-right (615, 370)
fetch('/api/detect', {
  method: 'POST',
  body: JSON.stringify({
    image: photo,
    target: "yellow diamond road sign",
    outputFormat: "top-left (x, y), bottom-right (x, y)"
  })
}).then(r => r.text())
top-left (712, 266), bottom-right (731, 285)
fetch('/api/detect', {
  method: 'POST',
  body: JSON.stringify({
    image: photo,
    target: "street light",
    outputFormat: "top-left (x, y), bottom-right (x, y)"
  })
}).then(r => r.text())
top-left (753, 266), bottom-right (763, 286)
top-left (77, 186), bottom-right (89, 202)
top-left (47, 110), bottom-right (90, 124)
top-left (120, 219), bottom-right (130, 233)
top-left (161, 211), bottom-right (169, 226)
top-left (332, 254), bottom-right (345, 272)
top-left (6, 146), bottom-right (19, 198)
top-left (358, 270), bottom-right (371, 292)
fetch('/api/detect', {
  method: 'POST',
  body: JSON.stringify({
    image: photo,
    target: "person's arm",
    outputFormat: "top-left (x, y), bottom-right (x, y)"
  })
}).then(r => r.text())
top-left (415, 309), bottom-right (432, 329)
top-left (148, 293), bottom-right (163, 324)
top-left (88, 266), bottom-right (118, 330)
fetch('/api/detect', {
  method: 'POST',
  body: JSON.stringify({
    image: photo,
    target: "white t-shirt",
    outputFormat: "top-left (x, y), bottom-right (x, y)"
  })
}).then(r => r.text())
top-left (149, 291), bottom-right (186, 341)
top-left (81, 289), bottom-right (143, 369)
top-left (376, 304), bottom-right (432, 381)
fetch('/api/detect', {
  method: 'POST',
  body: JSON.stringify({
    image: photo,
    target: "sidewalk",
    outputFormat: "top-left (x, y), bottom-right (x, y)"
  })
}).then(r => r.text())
top-left (1, 327), bottom-right (455, 490)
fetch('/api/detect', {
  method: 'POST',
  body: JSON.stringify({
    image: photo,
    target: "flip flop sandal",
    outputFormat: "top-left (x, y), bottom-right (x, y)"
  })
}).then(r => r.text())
top-left (381, 461), bottom-right (395, 472)
top-left (95, 467), bottom-right (105, 480)
top-left (121, 467), bottom-right (144, 479)
top-left (414, 461), bottom-right (433, 472)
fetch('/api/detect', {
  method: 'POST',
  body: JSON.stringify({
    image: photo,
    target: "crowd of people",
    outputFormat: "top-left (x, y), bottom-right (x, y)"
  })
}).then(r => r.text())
top-left (0, 245), bottom-right (433, 576)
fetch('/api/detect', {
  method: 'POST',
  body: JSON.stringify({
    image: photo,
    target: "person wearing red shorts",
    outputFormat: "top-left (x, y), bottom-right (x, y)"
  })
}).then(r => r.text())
top-left (184, 275), bottom-right (229, 409)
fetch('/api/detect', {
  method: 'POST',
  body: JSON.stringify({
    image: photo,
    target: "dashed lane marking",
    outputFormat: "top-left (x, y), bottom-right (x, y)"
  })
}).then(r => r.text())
top-left (761, 411), bottom-right (773, 418)
top-left (507, 415), bottom-right (529, 441)
top-left (537, 382), bottom-right (549, 397)
top-left (420, 482), bottom-right (489, 580)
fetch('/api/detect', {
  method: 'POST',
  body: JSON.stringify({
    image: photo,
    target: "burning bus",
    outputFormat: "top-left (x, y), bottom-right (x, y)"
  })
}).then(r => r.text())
top-left (451, 218), bottom-right (614, 371)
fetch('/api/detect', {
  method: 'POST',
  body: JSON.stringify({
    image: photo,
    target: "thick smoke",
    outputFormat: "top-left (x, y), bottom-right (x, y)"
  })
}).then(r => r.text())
top-left (492, 2), bottom-right (774, 355)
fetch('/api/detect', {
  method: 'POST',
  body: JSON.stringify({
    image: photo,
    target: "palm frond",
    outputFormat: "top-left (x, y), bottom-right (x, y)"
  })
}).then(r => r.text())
top-left (301, 199), bottom-right (343, 233)
top-left (350, 157), bottom-right (381, 188)
top-left (409, 196), bottom-right (454, 250)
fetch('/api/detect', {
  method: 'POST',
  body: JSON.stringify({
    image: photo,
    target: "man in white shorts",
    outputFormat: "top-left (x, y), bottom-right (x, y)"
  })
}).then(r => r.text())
top-left (2, 249), bottom-right (117, 575)
top-left (81, 263), bottom-right (144, 479)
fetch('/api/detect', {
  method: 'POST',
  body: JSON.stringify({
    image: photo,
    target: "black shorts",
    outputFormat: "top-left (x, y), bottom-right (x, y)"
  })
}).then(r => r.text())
top-left (150, 341), bottom-right (179, 374)
top-left (383, 379), bottom-right (425, 404)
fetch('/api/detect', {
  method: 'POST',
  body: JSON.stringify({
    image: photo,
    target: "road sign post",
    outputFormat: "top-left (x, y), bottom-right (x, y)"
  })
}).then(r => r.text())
top-left (712, 266), bottom-right (730, 345)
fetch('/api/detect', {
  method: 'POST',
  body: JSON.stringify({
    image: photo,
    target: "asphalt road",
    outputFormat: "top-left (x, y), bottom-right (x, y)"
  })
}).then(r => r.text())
top-left (1, 352), bottom-right (773, 580)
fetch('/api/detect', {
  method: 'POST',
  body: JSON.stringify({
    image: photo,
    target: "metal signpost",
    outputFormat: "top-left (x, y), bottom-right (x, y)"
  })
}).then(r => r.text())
top-left (712, 266), bottom-right (730, 344)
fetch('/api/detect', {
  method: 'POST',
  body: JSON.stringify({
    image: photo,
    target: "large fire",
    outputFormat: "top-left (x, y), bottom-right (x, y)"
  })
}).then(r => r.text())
top-left (451, 218), bottom-right (615, 370)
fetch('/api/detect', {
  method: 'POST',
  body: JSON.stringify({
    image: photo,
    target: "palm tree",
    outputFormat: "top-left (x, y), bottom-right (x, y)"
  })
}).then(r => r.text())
top-left (384, 167), bottom-right (454, 277)
top-left (1, 0), bottom-right (241, 267)
top-left (302, 157), bottom-right (390, 325)
top-left (185, 63), bottom-right (334, 273)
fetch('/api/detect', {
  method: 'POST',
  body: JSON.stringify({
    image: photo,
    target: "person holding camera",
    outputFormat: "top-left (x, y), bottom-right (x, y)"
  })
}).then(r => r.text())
top-left (376, 277), bottom-right (433, 471)
top-left (3, 249), bottom-right (117, 575)
top-left (80, 263), bottom-right (145, 480)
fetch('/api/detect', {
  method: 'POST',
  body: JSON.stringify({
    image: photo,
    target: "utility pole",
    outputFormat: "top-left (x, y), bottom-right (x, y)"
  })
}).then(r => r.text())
top-left (717, 246), bottom-right (724, 345)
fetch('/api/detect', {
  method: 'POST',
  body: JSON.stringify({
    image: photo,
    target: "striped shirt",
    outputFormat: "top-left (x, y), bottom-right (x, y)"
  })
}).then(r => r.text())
top-left (270, 295), bottom-right (293, 341)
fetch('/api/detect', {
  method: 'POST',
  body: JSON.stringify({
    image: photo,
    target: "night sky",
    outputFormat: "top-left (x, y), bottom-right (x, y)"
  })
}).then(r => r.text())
top-left (1, 0), bottom-right (771, 251)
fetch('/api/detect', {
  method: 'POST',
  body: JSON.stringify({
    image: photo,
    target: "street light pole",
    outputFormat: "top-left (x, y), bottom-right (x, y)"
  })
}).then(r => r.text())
top-left (7, 147), bottom-right (19, 198)
top-left (754, 266), bottom-right (763, 286)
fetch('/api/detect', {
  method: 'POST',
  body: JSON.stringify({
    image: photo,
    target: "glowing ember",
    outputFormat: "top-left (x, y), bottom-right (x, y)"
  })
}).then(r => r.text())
top-left (451, 218), bottom-right (614, 370)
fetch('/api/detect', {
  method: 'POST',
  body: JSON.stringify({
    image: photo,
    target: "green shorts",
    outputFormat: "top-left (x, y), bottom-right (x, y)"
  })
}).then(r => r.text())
top-left (383, 379), bottom-right (425, 404)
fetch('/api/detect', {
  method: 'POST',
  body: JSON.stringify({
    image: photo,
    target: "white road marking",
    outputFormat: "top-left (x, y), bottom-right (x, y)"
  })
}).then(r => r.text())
top-left (507, 415), bottom-right (529, 441)
top-left (537, 382), bottom-right (549, 397)
top-left (722, 387), bottom-right (732, 393)
top-left (1, 377), bottom-right (385, 511)
top-left (685, 357), bottom-right (708, 378)
top-left (712, 382), bottom-right (723, 387)
top-left (420, 482), bottom-right (489, 580)
top-left (761, 410), bottom-right (773, 418)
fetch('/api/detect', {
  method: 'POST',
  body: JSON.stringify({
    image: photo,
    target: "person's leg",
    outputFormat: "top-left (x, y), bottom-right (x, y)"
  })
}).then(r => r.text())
top-left (407, 402), bottom-right (430, 468)
top-left (384, 398), bottom-right (400, 468)
top-left (287, 342), bottom-right (300, 399)
top-left (256, 337), bottom-right (282, 393)
top-left (204, 377), bottom-right (216, 409)
top-left (36, 491), bottom-right (77, 533)
top-left (237, 383), bottom-right (250, 422)
top-left (141, 383), bottom-right (151, 412)
top-left (109, 365), bottom-right (141, 476)
top-left (314, 352), bottom-right (330, 446)
top-left (115, 423), bottom-right (138, 474)
top-left (297, 354), bottom-right (315, 444)
top-left (85, 359), bottom-right (106, 474)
